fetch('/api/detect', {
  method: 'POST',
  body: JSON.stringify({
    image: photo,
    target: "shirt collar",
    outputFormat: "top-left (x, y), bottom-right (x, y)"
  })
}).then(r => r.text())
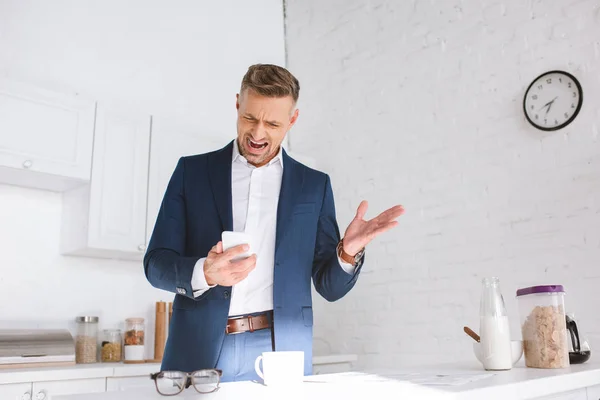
top-left (232, 139), bottom-right (284, 169)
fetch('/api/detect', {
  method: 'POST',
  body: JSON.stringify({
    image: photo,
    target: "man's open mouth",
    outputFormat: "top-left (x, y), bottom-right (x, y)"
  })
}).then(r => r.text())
top-left (248, 138), bottom-right (268, 150)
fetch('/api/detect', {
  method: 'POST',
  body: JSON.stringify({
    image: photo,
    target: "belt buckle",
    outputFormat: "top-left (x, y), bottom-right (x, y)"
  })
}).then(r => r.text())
top-left (225, 315), bottom-right (247, 335)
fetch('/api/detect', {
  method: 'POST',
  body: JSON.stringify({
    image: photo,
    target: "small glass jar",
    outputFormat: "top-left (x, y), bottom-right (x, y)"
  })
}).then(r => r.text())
top-left (101, 329), bottom-right (123, 362)
top-left (75, 316), bottom-right (99, 364)
top-left (124, 318), bottom-right (145, 362)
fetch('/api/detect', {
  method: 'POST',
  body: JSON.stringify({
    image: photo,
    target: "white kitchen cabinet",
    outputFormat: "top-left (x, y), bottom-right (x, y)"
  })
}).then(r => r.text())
top-left (587, 384), bottom-right (600, 400)
top-left (534, 388), bottom-right (588, 400)
top-left (60, 107), bottom-right (151, 260)
top-left (0, 79), bottom-right (95, 192)
top-left (32, 378), bottom-right (105, 398)
top-left (0, 382), bottom-right (33, 400)
top-left (106, 376), bottom-right (151, 391)
top-left (146, 118), bottom-right (226, 241)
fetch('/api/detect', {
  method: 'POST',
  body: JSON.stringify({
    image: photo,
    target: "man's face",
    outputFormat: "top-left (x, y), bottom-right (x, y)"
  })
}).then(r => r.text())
top-left (236, 89), bottom-right (299, 167)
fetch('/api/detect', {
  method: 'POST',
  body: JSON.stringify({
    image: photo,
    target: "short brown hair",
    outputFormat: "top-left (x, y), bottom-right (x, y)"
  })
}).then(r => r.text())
top-left (240, 64), bottom-right (300, 103)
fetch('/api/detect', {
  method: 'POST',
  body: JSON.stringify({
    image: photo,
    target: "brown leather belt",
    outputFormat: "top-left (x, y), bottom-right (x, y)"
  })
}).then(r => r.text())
top-left (225, 311), bottom-right (272, 335)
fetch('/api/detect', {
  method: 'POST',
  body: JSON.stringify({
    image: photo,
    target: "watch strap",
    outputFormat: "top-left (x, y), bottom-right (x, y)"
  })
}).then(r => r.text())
top-left (337, 238), bottom-right (364, 266)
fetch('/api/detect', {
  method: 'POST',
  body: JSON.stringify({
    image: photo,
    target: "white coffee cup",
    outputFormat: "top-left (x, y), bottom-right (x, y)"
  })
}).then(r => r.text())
top-left (254, 351), bottom-right (304, 386)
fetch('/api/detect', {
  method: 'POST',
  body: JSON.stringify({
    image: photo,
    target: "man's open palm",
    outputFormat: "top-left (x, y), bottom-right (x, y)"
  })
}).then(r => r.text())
top-left (342, 201), bottom-right (404, 256)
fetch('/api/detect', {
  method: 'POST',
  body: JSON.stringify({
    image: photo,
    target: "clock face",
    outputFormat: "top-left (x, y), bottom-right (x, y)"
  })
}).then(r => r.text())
top-left (523, 70), bottom-right (583, 131)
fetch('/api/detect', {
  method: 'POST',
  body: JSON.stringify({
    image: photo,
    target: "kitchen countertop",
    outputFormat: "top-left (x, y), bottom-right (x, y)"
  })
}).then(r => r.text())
top-left (53, 360), bottom-right (600, 400)
top-left (0, 354), bottom-right (357, 384)
top-left (369, 360), bottom-right (600, 400)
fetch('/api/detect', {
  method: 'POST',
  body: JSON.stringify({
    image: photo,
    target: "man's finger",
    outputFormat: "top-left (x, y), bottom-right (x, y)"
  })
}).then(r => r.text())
top-left (231, 273), bottom-right (250, 285)
top-left (355, 200), bottom-right (368, 221)
top-left (209, 241), bottom-right (221, 254)
top-left (222, 244), bottom-right (250, 260)
top-left (374, 205), bottom-right (404, 223)
top-left (216, 241), bottom-right (223, 253)
top-left (231, 268), bottom-right (254, 283)
top-left (373, 220), bottom-right (399, 237)
top-left (230, 255), bottom-right (257, 272)
top-left (382, 205), bottom-right (404, 219)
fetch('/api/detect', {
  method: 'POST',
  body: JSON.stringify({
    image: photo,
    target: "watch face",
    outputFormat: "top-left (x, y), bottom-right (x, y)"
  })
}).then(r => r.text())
top-left (523, 70), bottom-right (583, 131)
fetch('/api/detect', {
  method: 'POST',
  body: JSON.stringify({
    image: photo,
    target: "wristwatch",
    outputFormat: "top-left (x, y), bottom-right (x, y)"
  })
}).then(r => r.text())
top-left (337, 238), bottom-right (365, 266)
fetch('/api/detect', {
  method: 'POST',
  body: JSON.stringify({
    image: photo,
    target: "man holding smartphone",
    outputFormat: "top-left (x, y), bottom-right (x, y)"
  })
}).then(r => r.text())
top-left (143, 64), bottom-right (404, 382)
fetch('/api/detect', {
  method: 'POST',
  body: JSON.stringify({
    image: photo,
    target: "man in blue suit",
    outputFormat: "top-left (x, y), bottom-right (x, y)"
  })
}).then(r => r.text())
top-left (144, 64), bottom-right (404, 382)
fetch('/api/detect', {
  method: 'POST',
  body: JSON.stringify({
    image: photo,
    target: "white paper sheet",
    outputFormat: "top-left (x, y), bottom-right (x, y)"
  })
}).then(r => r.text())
top-left (305, 371), bottom-right (495, 386)
top-left (381, 372), bottom-right (496, 386)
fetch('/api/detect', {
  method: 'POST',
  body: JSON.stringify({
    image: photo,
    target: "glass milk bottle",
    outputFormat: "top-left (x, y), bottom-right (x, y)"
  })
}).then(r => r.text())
top-left (479, 277), bottom-right (512, 370)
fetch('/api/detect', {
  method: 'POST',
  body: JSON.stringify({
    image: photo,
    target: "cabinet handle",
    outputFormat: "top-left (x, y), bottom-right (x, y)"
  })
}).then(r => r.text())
top-left (21, 392), bottom-right (32, 400)
top-left (35, 390), bottom-right (47, 400)
top-left (138, 244), bottom-right (146, 251)
top-left (22, 160), bottom-right (33, 169)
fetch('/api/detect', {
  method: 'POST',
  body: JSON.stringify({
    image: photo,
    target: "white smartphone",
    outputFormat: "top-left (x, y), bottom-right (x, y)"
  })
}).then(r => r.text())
top-left (221, 231), bottom-right (253, 261)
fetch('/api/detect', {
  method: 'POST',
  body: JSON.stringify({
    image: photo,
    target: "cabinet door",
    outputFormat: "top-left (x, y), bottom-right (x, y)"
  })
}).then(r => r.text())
top-left (87, 107), bottom-right (151, 255)
top-left (60, 107), bottom-right (151, 260)
top-left (146, 118), bottom-right (226, 242)
top-left (32, 378), bottom-right (105, 399)
top-left (0, 383), bottom-right (33, 400)
top-left (0, 79), bottom-right (95, 191)
top-left (534, 388), bottom-right (587, 400)
top-left (587, 384), bottom-right (600, 400)
top-left (106, 376), bottom-right (150, 391)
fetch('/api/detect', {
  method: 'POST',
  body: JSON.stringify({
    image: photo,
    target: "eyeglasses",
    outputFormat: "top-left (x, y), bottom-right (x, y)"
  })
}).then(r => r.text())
top-left (150, 369), bottom-right (222, 396)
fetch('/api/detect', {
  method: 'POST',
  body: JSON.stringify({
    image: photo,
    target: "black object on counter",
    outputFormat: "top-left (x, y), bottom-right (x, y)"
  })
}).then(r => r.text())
top-left (566, 314), bottom-right (591, 364)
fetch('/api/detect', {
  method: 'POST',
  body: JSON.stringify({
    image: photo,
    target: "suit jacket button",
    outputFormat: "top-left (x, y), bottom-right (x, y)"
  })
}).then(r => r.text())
top-left (223, 291), bottom-right (230, 299)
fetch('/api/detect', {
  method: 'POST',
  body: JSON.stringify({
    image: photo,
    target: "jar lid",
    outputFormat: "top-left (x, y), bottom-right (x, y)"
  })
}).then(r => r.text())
top-left (75, 316), bottom-right (99, 323)
top-left (126, 317), bottom-right (144, 324)
top-left (516, 285), bottom-right (565, 297)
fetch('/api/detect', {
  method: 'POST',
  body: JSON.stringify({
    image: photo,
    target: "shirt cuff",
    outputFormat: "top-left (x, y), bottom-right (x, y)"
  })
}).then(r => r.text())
top-left (191, 257), bottom-right (216, 297)
top-left (338, 256), bottom-right (356, 275)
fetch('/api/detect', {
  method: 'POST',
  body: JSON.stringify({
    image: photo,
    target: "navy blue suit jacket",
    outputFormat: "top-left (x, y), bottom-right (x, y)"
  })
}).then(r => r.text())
top-left (143, 141), bottom-right (364, 375)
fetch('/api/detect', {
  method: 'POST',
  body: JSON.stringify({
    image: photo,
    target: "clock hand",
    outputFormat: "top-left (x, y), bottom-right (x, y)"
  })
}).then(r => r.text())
top-left (546, 96), bottom-right (558, 114)
top-left (539, 97), bottom-right (558, 114)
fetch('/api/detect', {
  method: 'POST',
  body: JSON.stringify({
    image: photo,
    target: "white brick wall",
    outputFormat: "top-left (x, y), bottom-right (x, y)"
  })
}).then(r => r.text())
top-left (285, 0), bottom-right (600, 369)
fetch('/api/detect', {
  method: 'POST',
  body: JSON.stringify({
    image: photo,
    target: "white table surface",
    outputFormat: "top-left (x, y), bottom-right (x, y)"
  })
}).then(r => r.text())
top-left (54, 360), bottom-right (600, 400)
top-left (0, 355), bottom-right (357, 384)
top-left (53, 378), bottom-right (451, 400)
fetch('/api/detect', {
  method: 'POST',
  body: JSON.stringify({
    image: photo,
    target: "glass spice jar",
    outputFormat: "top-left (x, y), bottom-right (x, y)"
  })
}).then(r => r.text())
top-left (101, 329), bottom-right (122, 362)
top-left (124, 317), bottom-right (145, 362)
top-left (75, 316), bottom-right (99, 364)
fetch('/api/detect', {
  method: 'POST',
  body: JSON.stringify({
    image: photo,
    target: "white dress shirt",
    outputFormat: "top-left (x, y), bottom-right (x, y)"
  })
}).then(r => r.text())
top-left (191, 140), bottom-right (354, 316)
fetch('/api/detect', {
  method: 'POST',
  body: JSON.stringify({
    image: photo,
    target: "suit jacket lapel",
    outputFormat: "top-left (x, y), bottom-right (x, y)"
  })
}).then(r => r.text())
top-left (275, 149), bottom-right (304, 253)
top-left (208, 141), bottom-right (233, 232)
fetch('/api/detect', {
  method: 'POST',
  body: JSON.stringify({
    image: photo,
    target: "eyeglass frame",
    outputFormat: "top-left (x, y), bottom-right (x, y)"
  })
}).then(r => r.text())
top-left (149, 369), bottom-right (223, 396)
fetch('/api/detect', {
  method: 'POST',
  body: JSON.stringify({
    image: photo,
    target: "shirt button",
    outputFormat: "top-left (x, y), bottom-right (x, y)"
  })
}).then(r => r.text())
top-left (223, 291), bottom-right (230, 299)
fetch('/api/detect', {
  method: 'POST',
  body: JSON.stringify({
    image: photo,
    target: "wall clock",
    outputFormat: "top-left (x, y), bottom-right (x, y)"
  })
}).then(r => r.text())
top-left (523, 70), bottom-right (583, 131)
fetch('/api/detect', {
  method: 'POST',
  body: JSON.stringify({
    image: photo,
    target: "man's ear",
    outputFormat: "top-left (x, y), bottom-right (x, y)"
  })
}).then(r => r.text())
top-left (236, 93), bottom-right (240, 110)
top-left (289, 108), bottom-right (299, 128)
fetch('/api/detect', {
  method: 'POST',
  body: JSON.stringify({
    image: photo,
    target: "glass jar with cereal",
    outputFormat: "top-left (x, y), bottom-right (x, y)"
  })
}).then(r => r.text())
top-left (101, 329), bottom-right (122, 362)
top-left (516, 285), bottom-right (569, 369)
top-left (124, 317), bottom-right (145, 363)
top-left (75, 316), bottom-right (99, 364)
